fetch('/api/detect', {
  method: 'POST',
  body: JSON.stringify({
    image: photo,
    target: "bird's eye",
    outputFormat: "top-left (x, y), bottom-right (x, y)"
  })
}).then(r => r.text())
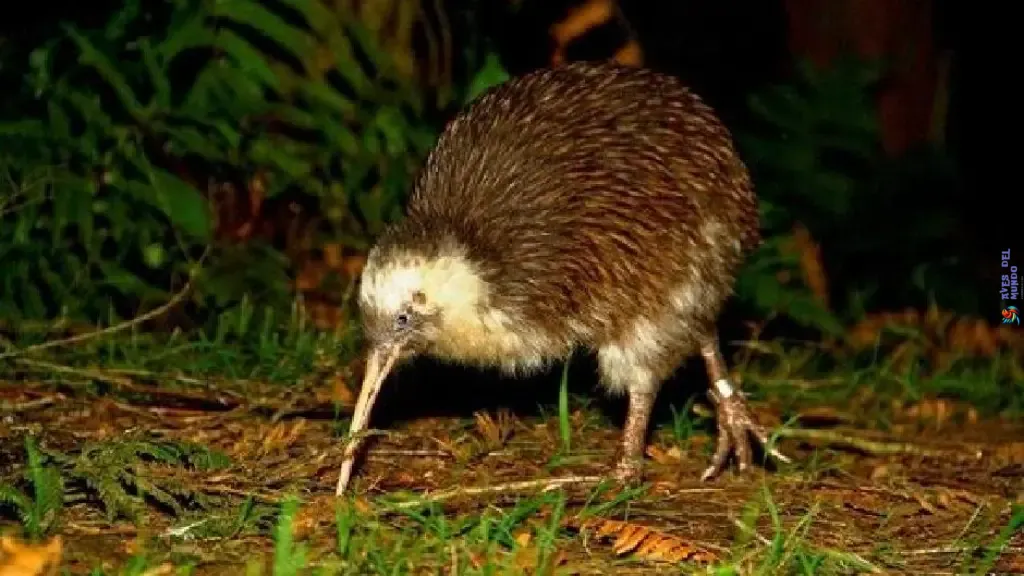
top-left (395, 313), bottom-right (410, 329)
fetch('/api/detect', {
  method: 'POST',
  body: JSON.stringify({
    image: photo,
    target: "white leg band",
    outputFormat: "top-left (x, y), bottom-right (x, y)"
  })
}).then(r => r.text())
top-left (713, 378), bottom-right (734, 399)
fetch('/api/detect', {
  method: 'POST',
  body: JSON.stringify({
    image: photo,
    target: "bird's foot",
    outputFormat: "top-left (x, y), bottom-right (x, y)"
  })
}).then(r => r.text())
top-left (700, 378), bottom-right (791, 482)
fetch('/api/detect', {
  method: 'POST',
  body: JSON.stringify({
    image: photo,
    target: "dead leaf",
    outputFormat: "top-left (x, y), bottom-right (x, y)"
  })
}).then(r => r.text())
top-left (645, 444), bottom-right (681, 465)
top-left (910, 492), bottom-right (938, 515)
top-left (259, 419), bottom-right (307, 458)
top-left (351, 497), bottom-right (373, 516)
top-left (341, 254), bottom-right (366, 279)
top-left (569, 517), bottom-right (715, 564)
top-left (788, 223), bottom-right (830, 310)
top-left (869, 465), bottom-right (890, 481)
top-left (612, 41), bottom-right (643, 66)
top-left (665, 445), bottom-right (683, 461)
top-left (0, 535), bottom-right (63, 576)
top-left (329, 373), bottom-right (356, 407)
top-left (293, 495), bottom-right (340, 538)
top-left (140, 564), bottom-right (175, 576)
top-left (322, 243), bottom-right (343, 269)
top-left (550, 0), bottom-right (614, 64)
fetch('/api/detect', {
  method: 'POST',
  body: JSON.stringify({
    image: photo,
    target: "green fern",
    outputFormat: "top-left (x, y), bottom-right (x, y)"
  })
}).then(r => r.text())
top-left (0, 436), bottom-right (64, 539)
top-left (65, 439), bottom-right (230, 522)
top-left (0, 0), bottom-right (455, 325)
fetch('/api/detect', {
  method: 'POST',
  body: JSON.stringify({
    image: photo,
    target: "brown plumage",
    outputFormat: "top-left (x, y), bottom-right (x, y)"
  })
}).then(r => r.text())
top-left (336, 61), bottom-right (790, 496)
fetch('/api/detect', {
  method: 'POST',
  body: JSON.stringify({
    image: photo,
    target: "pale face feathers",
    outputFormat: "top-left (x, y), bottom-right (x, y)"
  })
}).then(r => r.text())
top-left (358, 246), bottom-right (569, 372)
top-left (358, 247), bottom-right (487, 351)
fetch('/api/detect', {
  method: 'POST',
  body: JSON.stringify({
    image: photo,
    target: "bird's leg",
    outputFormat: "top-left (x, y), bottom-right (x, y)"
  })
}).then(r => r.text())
top-left (611, 387), bottom-right (656, 485)
top-left (699, 337), bottom-right (791, 481)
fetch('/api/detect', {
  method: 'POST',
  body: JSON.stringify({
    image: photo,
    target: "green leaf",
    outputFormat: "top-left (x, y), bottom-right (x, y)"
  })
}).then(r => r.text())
top-left (249, 138), bottom-right (313, 180)
top-left (374, 107), bottom-right (409, 156)
top-left (216, 67), bottom-right (272, 113)
top-left (47, 103), bottom-right (71, 141)
top-left (277, 0), bottom-right (327, 33)
top-left (51, 184), bottom-right (93, 247)
top-left (97, 261), bottom-right (167, 299)
top-left (783, 295), bottom-right (844, 336)
top-left (214, 0), bottom-right (316, 63)
top-left (138, 38), bottom-right (171, 109)
top-left (343, 20), bottom-right (400, 82)
top-left (157, 14), bottom-right (217, 64)
top-left (300, 81), bottom-right (356, 118)
top-left (157, 124), bottom-right (228, 161)
top-left (64, 91), bottom-right (115, 144)
top-left (18, 272), bottom-right (47, 318)
top-left (215, 30), bottom-right (281, 93)
top-left (64, 26), bottom-right (146, 120)
top-left (149, 168), bottom-right (212, 240)
top-left (465, 52), bottom-right (510, 105)
top-left (0, 120), bottom-right (48, 138)
top-left (325, 34), bottom-right (372, 98)
top-left (180, 65), bottom-right (222, 115)
top-left (748, 87), bottom-right (807, 131)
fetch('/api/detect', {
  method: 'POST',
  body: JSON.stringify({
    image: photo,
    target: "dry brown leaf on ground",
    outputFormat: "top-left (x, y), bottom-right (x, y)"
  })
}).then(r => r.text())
top-left (844, 304), bottom-right (1024, 373)
top-left (569, 517), bottom-right (716, 564)
top-left (645, 444), bottom-right (683, 465)
top-left (293, 494), bottom-right (345, 538)
top-left (0, 535), bottom-right (63, 576)
top-left (899, 396), bottom-right (980, 430)
top-left (328, 372), bottom-right (356, 407)
top-left (259, 419), bottom-right (308, 458)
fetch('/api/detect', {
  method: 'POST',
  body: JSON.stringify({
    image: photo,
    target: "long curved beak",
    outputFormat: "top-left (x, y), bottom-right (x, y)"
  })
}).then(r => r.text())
top-left (335, 342), bottom-right (403, 496)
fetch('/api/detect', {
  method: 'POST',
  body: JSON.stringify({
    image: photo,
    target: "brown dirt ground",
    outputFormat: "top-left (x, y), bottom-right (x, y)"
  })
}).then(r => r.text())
top-left (2, 379), bottom-right (1023, 575)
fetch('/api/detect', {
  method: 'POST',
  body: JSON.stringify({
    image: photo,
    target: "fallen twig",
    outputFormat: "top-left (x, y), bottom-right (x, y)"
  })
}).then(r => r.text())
top-left (12, 358), bottom-right (242, 410)
top-left (903, 545), bottom-right (1024, 556)
top-left (64, 521), bottom-right (138, 536)
top-left (775, 427), bottom-right (964, 458)
top-left (0, 395), bottom-right (59, 413)
top-left (367, 449), bottom-right (453, 459)
top-left (383, 475), bottom-right (606, 510)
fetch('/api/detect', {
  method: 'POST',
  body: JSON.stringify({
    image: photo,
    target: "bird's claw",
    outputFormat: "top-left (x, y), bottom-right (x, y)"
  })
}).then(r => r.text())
top-left (700, 389), bottom-right (791, 482)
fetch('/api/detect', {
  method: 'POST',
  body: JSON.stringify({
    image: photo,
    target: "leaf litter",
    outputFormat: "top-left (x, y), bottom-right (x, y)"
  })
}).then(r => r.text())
top-left (2, 366), bottom-right (1024, 574)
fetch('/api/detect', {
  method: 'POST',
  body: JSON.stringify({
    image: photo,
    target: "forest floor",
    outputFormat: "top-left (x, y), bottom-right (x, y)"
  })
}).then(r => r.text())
top-left (1, 333), bottom-right (1022, 575)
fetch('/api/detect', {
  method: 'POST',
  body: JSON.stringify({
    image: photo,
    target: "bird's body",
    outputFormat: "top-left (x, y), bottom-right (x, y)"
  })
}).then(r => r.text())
top-left (337, 61), bottom-right (789, 496)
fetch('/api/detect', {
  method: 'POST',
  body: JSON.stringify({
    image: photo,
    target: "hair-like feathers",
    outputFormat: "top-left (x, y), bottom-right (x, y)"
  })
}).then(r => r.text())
top-left (360, 61), bottom-right (758, 374)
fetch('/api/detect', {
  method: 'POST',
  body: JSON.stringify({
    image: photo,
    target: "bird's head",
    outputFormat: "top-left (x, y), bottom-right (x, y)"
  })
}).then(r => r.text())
top-left (335, 243), bottom-right (488, 494)
top-left (357, 246), bottom-right (485, 356)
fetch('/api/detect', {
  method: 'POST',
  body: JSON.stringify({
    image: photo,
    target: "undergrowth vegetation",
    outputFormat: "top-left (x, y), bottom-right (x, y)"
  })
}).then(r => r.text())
top-left (0, 0), bottom-right (979, 339)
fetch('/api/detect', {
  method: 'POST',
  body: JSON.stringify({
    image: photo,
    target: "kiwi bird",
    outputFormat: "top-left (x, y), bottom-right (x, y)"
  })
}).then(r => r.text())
top-left (335, 61), bottom-right (790, 496)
